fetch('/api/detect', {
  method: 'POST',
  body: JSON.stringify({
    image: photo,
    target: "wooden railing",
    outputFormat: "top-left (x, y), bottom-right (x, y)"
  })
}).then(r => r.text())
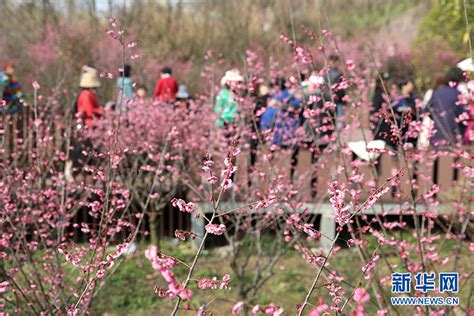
top-left (1, 109), bottom-right (470, 243)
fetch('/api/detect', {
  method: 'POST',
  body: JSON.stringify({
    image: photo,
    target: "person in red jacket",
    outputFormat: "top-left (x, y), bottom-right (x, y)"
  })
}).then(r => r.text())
top-left (154, 67), bottom-right (178, 101)
top-left (67, 66), bottom-right (103, 179)
top-left (77, 65), bottom-right (103, 128)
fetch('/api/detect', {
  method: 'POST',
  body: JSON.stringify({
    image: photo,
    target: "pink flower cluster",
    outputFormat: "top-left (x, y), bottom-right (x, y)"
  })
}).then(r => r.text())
top-left (232, 302), bottom-right (283, 315)
top-left (197, 274), bottom-right (231, 290)
top-left (205, 223), bottom-right (226, 235)
top-left (174, 229), bottom-right (196, 241)
top-left (363, 186), bottom-right (390, 210)
top-left (58, 244), bottom-right (81, 266)
top-left (362, 254), bottom-right (380, 273)
top-left (145, 245), bottom-right (192, 300)
top-left (352, 287), bottom-right (370, 315)
top-left (171, 198), bottom-right (196, 213)
top-left (328, 181), bottom-right (351, 227)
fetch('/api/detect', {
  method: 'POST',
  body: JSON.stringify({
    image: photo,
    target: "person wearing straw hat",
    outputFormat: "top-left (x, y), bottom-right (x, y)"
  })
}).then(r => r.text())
top-left (77, 65), bottom-right (103, 129)
top-left (66, 66), bottom-right (103, 180)
top-left (214, 69), bottom-right (243, 128)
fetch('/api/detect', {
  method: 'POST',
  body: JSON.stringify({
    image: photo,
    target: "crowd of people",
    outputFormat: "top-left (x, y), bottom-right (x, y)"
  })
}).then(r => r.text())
top-left (1, 57), bottom-right (472, 188)
top-left (77, 64), bottom-right (190, 125)
top-left (211, 56), bottom-right (472, 195)
top-left (371, 67), bottom-right (472, 148)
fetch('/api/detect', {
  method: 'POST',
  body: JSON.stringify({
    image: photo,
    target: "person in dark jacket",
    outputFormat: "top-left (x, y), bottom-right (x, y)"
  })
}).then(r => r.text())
top-left (248, 83), bottom-right (270, 187)
top-left (305, 73), bottom-right (335, 197)
top-left (372, 72), bottom-right (394, 147)
top-left (426, 67), bottom-right (466, 146)
top-left (393, 77), bottom-right (418, 147)
top-left (326, 55), bottom-right (346, 123)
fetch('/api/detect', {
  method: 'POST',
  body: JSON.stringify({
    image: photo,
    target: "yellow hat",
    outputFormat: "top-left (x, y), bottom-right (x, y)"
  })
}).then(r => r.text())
top-left (79, 65), bottom-right (101, 88)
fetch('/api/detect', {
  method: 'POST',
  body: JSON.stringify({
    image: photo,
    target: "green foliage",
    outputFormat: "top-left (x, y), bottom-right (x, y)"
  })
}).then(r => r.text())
top-left (413, 0), bottom-right (473, 87)
top-left (415, 0), bottom-right (473, 54)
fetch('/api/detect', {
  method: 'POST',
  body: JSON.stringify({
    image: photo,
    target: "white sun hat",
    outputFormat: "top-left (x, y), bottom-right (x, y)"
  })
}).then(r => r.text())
top-left (348, 140), bottom-right (386, 161)
top-left (457, 58), bottom-right (473, 72)
top-left (220, 69), bottom-right (244, 86)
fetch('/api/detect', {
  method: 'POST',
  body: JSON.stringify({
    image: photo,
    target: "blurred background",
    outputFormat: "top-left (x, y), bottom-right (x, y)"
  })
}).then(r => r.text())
top-left (0, 0), bottom-right (472, 96)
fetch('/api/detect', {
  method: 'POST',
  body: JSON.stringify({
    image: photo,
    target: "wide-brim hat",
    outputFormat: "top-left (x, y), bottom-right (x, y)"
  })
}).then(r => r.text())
top-left (457, 58), bottom-right (474, 72)
top-left (348, 140), bottom-right (386, 162)
top-left (79, 65), bottom-right (101, 88)
top-left (220, 69), bottom-right (244, 86)
top-left (176, 84), bottom-right (190, 99)
top-left (309, 75), bottom-right (325, 85)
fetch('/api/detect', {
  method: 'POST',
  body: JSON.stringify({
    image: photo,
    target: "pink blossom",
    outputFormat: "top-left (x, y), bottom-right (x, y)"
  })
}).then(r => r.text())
top-left (96, 269), bottom-right (106, 279)
top-left (145, 246), bottom-right (192, 300)
top-left (220, 274), bottom-right (231, 289)
top-left (262, 303), bottom-right (283, 315)
top-left (108, 17), bottom-right (118, 27)
top-left (0, 281), bottom-right (9, 293)
top-left (197, 277), bottom-right (218, 289)
top-left (353, 288), bottom-right (369, 303)
top-left (130, 53), bottom-right (143, 60)
top-left (205, 223), bottom-right (226, 235)
top-left (175, 230), bottom-right (195, 241)
top-left (67, 308), bottom-right (79, 316)
top-left (126, 41), bottom-right (138, 48)
top-left (221, 178), bottom-right (233, 190)
top-left (252, 305), bottom-right (260, 315)
top-left (145, 245), bottom-right (158, 261)
top-left (328, 181), bottom-right (351, 226)
top-left (232, 301), bottom-right (245, 314)
top-left (309, 300), bottom-right (329, 315)
top-left (363, 186), bottom-right (389, 210)
top-left (346, 59), bottom-right (356, 71)
top-left (207, 176), bottom-right (218, 184)
top-left (106, 29), bottom-right (119, 41)
top-left (362, 254), bottom-right (380, 273)
top-left (202, 159), bottom-right (214, 172)
top-left (171, 198), bottom-right (196, 213)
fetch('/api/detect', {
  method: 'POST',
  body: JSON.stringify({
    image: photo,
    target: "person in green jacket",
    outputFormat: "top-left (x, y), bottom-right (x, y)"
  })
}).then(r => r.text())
top-left (214, 69), bottom-right (244, 127)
